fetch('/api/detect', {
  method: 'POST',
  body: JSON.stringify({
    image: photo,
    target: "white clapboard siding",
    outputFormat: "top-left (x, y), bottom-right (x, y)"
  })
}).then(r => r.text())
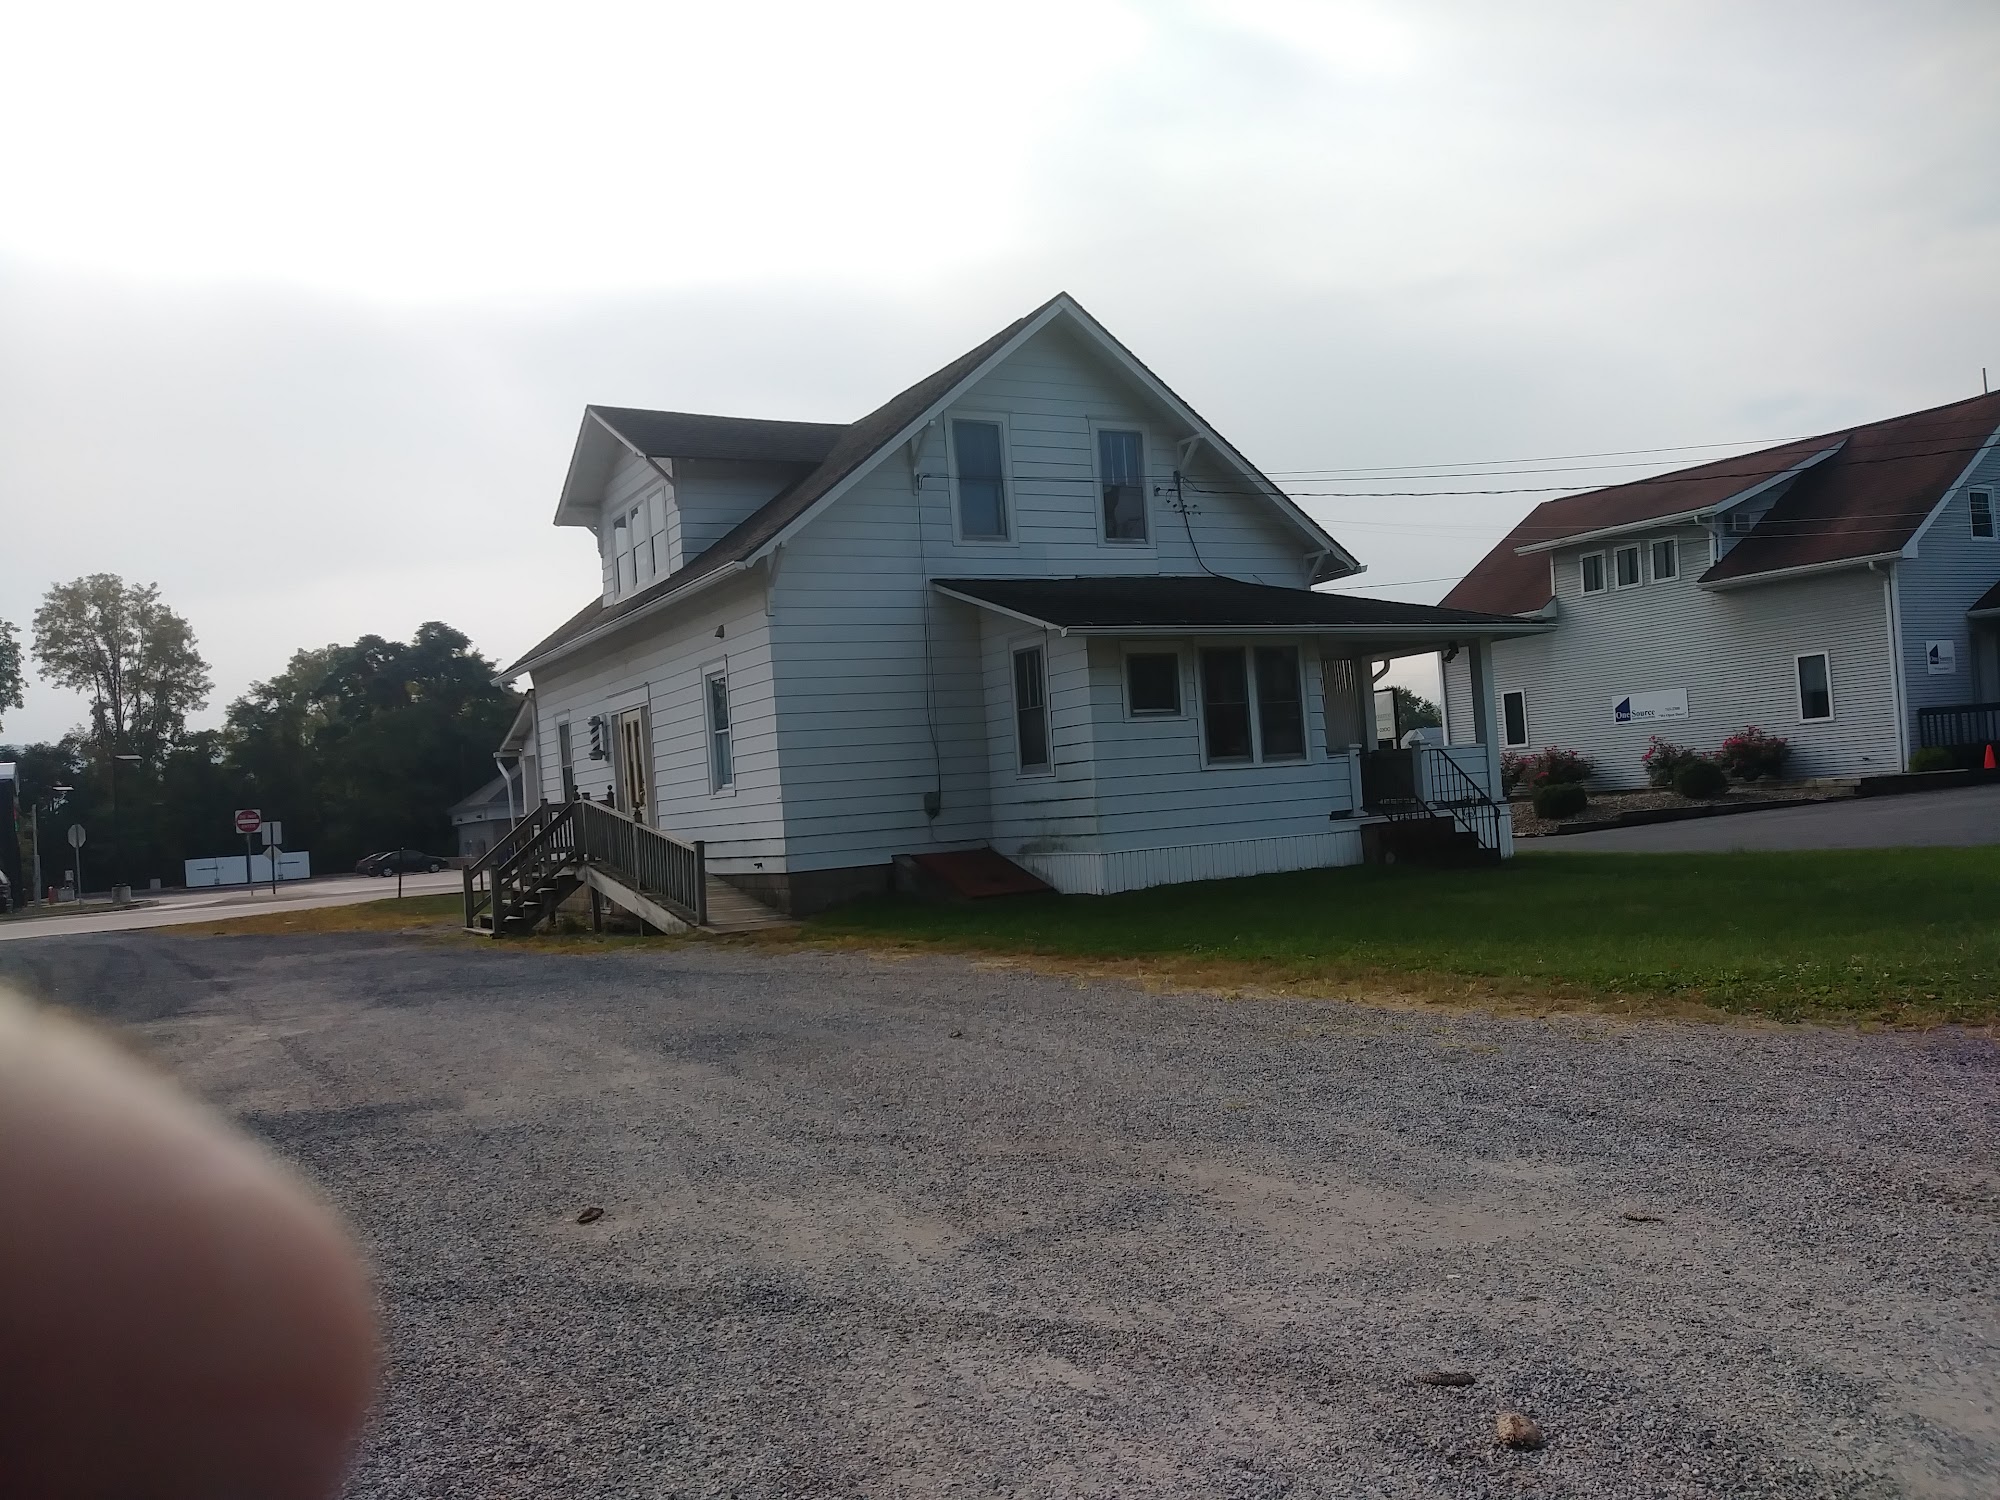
top-left (1015, 828), bottom-right (1365, 896)
top-left (675, 459), bottom-right (812, 567)
top-left (1897, 438), bottom-right (2000, 720)
top-left (528, 571), bottom-right (788, 873)
top-left (765, 317), bottom-right (1323, 874)
top-left (1447, 526), bottom-right (1903, 786)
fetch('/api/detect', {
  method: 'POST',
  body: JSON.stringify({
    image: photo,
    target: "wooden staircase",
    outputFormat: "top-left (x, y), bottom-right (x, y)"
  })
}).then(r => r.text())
top-left (462, 799), bottom-right (789, 936)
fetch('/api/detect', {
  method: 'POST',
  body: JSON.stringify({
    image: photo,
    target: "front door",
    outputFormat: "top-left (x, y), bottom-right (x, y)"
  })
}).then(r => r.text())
top-left (614, 708), bottom-right (652, 824)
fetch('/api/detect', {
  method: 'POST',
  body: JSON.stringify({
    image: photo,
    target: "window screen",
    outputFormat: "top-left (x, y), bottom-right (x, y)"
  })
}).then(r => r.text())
top-left (1502, 691), bottom-right (1528, 748)
top-left (1253, 647), bottom-right (1305, 759)
top-left (1013, 648), bottom-right (1049, 769)
top-left (953, 420), bottom-right (1009, 539)
top-left (1651, 539), bottom-right (1677, 579)
top-left (1580, 554), bottom-right (1606, 593)
top-left (1200, 649), bottom-right (1253, 762)
top-left (1098, 429), bottom-right (1147, 541)
top-left (1973, 490), bottom-right (1995, 539)
top-left (1797, 654), bottom-right (1832, 721)
top-left (1125, 653), bottom-right (1180, 715)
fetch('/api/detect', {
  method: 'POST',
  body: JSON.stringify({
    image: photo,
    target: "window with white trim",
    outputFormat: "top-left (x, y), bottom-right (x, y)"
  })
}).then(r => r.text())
top-left (1727, 508), bottom-right (1759, 534)
top-left (1012, 647), bottom-right (1049, 771)
top-left (1972, 489), bottom-right (1995, 540)
top-left (705, 670), bottom-right (734, 789)
top-left (1198, 646), bottom-right (1306, 764)
top-left (1097, 428), bottom-right (1148, 542)
top-left (1796, 652), bottom-right (1833, 722)
top-left (1125, 652), bottom-right (1181, 717)
top-left (1650, 539), bottom-right (1678, 580)
top-left (557, 721), bottom-right (577, 801)
top-left (1580, 553), bottom-right (1606, 594)
top-left (952, 419), bottom-right (1010, 541)
top-left (1501, 690), bottom-right (1529, 748)
top-left (1614, 544), bottom-right (1642, 588)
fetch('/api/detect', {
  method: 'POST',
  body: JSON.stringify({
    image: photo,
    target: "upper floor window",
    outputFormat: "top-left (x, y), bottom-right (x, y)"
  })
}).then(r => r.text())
top-left (952, 419), bottom-right (1010, 541)
top-left (1651, 539), bottom-right (1678, 580)
top-left (1727, 507), bottom-right (1758, 534)
top-left (1097, 428), bottom-right (1148, 542)
top-left (1579, 553), bottom-right (1606, 594)
top-left (1012, 647), bottom-right (1049, 771)
top-left (1614, 544), bottom-right (1642, 588)
top-left (1972, 489), bottom-right (1995, 540)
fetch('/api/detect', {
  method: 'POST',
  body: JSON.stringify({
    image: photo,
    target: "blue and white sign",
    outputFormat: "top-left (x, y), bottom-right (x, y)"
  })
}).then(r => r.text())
top-left (1925, 640), bottom-right (1956, 675)
top-left (1613, 688), bottom-right (1690, 724)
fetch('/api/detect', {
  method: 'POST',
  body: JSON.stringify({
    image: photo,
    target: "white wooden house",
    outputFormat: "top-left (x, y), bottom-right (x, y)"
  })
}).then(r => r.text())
top-left (1441, 392), bottom-right (2000, 785)
top-left (496, 295), bottom-right (1541, 916)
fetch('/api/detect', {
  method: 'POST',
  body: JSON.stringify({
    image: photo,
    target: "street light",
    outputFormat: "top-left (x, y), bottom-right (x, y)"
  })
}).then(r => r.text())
top-left (30, 785), bottom-right (74, 905)
top-left (109, 751), bottom-right (142, 903)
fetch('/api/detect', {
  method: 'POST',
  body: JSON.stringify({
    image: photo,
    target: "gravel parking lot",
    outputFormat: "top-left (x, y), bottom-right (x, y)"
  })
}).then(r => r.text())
top-left (3, 933), bottom-right (1994, 1499)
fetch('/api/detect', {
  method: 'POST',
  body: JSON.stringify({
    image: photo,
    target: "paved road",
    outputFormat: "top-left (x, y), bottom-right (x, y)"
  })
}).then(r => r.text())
top-left (3, 934), bottom-right (1990, 1498)
top-left (1533, 782), bottom-right (2000, 853)
top-left (0, 870), bottom-right (461, 942)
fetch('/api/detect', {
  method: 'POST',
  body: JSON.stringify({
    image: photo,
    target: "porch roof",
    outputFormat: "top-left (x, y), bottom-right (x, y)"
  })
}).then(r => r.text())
top-left (932, 575), bottom-right (1546, 647)
top-left (1970, 578), bottom-right (2000, 620)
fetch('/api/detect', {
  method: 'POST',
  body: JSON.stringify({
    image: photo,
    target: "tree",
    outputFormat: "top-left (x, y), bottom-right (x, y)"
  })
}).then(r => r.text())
top-left (1392, 686), bottom-right (1442, 730)
top-left (0, 618), bottom-right (22, 732)
top-left (31, 576), bottom-right (212, 758)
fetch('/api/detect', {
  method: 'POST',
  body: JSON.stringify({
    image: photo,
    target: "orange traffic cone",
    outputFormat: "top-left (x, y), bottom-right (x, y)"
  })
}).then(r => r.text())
top-left (1986, 743), bottom-right (1997, 771)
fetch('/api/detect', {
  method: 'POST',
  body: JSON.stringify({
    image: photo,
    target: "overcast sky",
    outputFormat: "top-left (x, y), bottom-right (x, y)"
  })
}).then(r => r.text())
top-left (3, 0), bottom-right (1996, 743)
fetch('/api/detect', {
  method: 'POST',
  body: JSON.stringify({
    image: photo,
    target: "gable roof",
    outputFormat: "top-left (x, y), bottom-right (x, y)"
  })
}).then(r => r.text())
top-left (506, 294), bottom-right (1360, 676)
top-left (1969, 578), bottom-right (2000, 618)
top-left (933, 575), bottom-right (1545, 641)
top-left (1443, 392), bottom-right (2000, 614)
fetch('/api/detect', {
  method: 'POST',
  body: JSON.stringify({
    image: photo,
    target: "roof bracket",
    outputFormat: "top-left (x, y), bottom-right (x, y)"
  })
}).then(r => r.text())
top-left (1177, 435), bottom-right (1204, 470)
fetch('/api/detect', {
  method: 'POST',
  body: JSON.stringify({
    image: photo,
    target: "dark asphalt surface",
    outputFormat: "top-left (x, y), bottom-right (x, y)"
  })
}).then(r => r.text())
top-left (2, 933), bottom-right (1994, 1499)
top-left (1535, 784), bottom-right (2000, 852)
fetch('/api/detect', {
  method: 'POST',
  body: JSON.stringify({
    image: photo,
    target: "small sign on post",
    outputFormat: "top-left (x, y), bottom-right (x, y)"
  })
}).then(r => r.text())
top-left (66, 824), bottom-right (85, 901)
top-left (234, 809), bottom-right (262, 835)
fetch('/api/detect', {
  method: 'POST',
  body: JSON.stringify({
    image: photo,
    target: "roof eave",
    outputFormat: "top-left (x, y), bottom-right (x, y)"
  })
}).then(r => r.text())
top-left (1698, 549), bottom-right (1903, 592)
top-left (553, 409), bottom-right (648, 528)
top-left (498, 562), bottom-right (752, 678)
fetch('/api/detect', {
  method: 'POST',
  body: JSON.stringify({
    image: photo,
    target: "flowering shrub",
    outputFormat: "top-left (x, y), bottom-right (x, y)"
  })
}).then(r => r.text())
top-left (1641, 736), bottom-right (1707, 790)
top-left (1500, 751), bottom-right (1527, 796)
top-left (1719, 726), bottom-right (1791, 781)
top-left (1522, 746), bottom-right (1592, 787)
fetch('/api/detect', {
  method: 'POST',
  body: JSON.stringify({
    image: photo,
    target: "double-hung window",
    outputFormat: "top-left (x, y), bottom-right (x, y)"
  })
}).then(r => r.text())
top-left (1012, 647), bottom-right (1049, 771)
top-left (1097, 428), bottom-right (1148, 542)
top-left (557, 721), bottom-right (577, 801)
top-left (1579, 553), bottom-right (1606, 594)
top-left (1650, 539), bottom-right (1677, 580)
top-left (1614, 544), bottom-right (1643, 588)
top-left (1199, 646), bottom-right (1306, 764)
top-left (705, 670), bottom-right (734, 790)
top-left (1972, 489), bottom-right (1995, 540)
top-left (952, 419), bottom-right (1010, 541)
top-left (1796, 653), bottom-right (1833, 722)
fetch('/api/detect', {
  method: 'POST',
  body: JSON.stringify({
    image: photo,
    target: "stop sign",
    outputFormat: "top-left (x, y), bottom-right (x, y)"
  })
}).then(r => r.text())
top-left (234, 808), bottom-right (263, 835)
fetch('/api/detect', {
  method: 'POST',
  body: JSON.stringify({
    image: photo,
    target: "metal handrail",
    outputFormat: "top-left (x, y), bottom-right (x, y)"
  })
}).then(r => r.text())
top-left (1416, 747), bottom-right (1504, 853)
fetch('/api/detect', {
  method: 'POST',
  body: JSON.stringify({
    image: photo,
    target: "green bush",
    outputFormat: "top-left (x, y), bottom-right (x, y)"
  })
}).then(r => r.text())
top-left (1673, 757), bottom-right (1729, 799)
top-left (1908, 747), bottom-right (1957, 773)
top-left (1532, 781), bottom-right (1589, 819)
top-left (1642, 736), bottom-right (1705, 789)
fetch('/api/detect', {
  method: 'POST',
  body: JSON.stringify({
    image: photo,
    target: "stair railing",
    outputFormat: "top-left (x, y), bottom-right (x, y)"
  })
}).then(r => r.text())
top-left (462, 800), bottom-right (562, 931)
top-left (573, 798), bottom-right (707, 927)
top-left (1416, 746), bottom-right (1504, 854)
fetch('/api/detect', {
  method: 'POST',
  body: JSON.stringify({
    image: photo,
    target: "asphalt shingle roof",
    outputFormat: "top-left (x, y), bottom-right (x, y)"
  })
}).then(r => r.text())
top-left (932, 575), bottom-right (1534, 633)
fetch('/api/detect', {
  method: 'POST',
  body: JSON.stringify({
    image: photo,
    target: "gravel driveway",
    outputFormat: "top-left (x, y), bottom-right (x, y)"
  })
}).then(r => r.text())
top-left (3, 934), bottom-right (1994, 1499)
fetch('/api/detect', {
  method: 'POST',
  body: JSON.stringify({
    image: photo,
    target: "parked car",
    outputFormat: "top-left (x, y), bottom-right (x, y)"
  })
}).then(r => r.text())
top-left (356, 849), bottom-right (451, 876)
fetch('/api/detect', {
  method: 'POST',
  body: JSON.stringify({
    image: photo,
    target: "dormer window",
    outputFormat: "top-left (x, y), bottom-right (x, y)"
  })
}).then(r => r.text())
top-left (1727, 508), bottom-right (1758, 534)
top-left (1972, 489), bottom-right (1994, 539)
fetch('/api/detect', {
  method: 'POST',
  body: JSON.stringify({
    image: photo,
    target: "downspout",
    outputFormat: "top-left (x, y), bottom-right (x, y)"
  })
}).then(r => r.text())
top-left (1875, 560), bottom-right (1909, 770)
top-left (494, 753), bottom-right (518, 826)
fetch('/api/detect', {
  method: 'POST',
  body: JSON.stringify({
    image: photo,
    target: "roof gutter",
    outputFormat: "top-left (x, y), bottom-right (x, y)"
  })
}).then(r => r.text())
top-left (1699, 549), bottom-right (1902, 592)
top-left (929, 585), bottom-right (1549, 640)
top-left (498, 560), bottom-right (752, 679)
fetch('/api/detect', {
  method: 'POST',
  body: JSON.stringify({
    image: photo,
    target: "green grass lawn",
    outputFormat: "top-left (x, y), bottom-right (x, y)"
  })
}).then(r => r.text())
top-left (807, 849), bottom-right (2000, 1024)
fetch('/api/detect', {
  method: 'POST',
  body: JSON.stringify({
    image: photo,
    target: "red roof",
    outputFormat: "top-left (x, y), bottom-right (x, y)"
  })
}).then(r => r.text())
top-left (1443, 392), bottom-right (2000, 613)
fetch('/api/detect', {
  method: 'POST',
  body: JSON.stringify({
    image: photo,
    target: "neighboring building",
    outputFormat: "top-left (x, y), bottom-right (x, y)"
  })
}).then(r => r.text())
top-left (498, 294), bottom-right (1541, 913)
top-left (1440, 393), bottom-right (2000, 787)
top-left (447, 774), bottom-right (517, 861)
